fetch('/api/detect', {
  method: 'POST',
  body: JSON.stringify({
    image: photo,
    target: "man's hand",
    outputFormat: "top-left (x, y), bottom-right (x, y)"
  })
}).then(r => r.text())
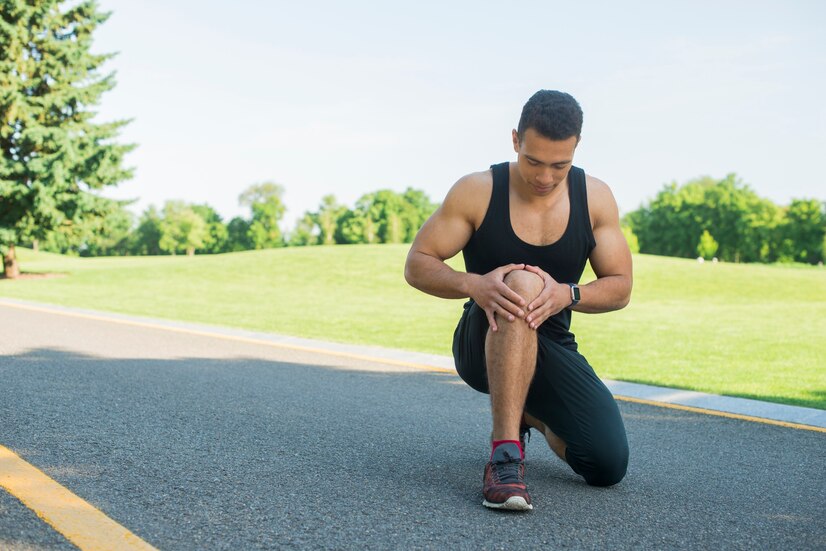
top-left (467, 264), bottom-right (528, 332)
top-left (523, 265), bottom-right (572, 330)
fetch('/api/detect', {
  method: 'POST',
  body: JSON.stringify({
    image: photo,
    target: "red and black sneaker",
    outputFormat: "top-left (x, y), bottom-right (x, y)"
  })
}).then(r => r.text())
top-left (482, 442), bottom-right (533, 511)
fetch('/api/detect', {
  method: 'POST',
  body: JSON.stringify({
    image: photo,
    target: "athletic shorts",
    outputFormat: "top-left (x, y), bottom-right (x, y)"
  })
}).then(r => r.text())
top-left (452, 299), bottom-right (629, 486)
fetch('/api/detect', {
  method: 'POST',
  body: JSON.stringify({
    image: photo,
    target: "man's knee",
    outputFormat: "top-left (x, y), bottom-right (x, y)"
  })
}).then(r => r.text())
top-left (580, 439), bottom-right (629, 487)
top-left (503, 270), bottom-right (543, 302)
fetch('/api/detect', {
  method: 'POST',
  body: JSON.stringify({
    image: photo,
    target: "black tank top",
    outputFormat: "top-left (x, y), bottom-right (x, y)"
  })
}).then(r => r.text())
top-left (462, 162), bottom-right (596, 344)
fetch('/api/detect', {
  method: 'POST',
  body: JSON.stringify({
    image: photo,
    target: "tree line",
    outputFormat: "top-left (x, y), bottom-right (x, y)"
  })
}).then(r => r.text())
top-left (623, 174), bottom-right (825, 264)
top-left (35, 172), bottom-right (825, 266)
top-left (32, 183), bottom-right (439, 257)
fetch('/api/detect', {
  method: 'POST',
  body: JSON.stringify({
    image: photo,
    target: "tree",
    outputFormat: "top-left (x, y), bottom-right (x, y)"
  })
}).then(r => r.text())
top-left (191, 203), bottom-right (228, 254)
top-left (339, 193), bottom-right (379, 244)
top-left (624, 181), bottom-right (698, 259)
top-left (330, 188), bottom-right (438, 245)
top-left (401, 187), bottom-right (438, 241)
top-left (36, 196), bottom-right (134, 256)
top-left (335, 208), bottom-right (370, 244)
top-left (158, 200), bottom-right (207, 256)
top-left (625, 175), bottom-right (791, 263)
top-left (70, 198), bottom-right (134, 256)
top-left (0, 0), bottom-right (134, 277)
top-left (781, 199), bottom-right (825, 264)
top-left (239, 182), bottom-right (286, 249)
top-left (696, 229), bottom-right (719, 259)
top-left (225, 216), bottom-right (252, 252)
top-left (738, 196), bottom-right (784, 263)
top-left (131, 205), bottom-right (162, 255)
top-left (312, 194), bottom-right (345, 245)
top-left (289, 212), bottom-right (318, 246)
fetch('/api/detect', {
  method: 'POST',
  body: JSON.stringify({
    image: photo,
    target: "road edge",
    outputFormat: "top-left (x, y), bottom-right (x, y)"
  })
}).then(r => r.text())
top-left (1, 297), bottom-right (824, 432)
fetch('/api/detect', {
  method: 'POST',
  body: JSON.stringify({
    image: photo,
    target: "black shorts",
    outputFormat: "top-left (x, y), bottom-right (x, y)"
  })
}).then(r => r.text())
top-left (452, 300), bottom-right (629, 486)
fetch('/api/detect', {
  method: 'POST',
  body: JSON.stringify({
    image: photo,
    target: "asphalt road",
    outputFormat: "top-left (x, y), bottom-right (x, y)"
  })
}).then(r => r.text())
top-left (0, 303), bottom-right (824, 550)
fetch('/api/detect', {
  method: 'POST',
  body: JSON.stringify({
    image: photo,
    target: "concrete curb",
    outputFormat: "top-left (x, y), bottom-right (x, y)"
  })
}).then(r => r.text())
top-left (2, 297), bottom-right (824, 430)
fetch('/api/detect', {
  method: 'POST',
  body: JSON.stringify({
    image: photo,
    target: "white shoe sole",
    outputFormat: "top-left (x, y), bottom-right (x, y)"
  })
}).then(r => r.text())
top-left (482, 496), bottom-right (533, 511)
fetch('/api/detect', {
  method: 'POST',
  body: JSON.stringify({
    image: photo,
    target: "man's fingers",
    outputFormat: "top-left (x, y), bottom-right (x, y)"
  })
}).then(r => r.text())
top-left (527, 303), bottom-right (563, 329)
top-left (496, 264), bottom-right (528, 305)
top-left (523, 264), bottom-right (547, 278)
top-left (527, 307), bottom-right (549, 329)
top-left (487, 306), bottom-right (516, 331)
top-left (485, 309), bottom-right (498, 332)
top-left (527, 287), bottom-right (553, 312)
top-left (500, 263), bottom-right (526, 275)
top-left (495, 294), bottom-right (525, 319)
top-left (497, 284), bottom-right (527, 311)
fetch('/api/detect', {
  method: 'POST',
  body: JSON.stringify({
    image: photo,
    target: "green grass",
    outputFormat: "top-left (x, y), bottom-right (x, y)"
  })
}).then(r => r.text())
top-left (3, 246), bottom-right (825, 409)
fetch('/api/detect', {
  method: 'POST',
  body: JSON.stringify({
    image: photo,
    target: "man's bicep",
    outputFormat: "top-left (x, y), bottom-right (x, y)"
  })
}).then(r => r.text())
top-left (411, 202), bottom-right (474, 262)
top-left (587, 178), bottom-right (632, 279)
top-left (410, 176), bottom-right (484, 261)
top-left (589, 224), bottom-right (632, 278)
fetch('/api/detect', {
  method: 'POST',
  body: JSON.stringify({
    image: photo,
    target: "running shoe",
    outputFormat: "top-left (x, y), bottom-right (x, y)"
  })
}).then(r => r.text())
top-left (482, 442), bottom-right (533, 511)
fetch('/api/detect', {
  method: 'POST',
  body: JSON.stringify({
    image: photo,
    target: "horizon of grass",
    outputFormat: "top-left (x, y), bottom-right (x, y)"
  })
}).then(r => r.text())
top-left (2, 245), bottom-right (824, 410)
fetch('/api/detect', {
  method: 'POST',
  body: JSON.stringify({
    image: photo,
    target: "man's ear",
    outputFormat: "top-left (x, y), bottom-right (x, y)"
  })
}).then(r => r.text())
top-left (512, 129), bottom-right (520, 153)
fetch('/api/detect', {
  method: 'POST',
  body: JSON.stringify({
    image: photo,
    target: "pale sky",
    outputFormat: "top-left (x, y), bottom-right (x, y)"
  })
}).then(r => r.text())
top-left (92, 0), bottom-right (826, 230)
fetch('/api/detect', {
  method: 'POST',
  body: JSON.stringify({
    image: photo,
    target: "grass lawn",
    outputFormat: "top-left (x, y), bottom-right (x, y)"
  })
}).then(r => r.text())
top-left (2, 245), bottom-right (825, 410)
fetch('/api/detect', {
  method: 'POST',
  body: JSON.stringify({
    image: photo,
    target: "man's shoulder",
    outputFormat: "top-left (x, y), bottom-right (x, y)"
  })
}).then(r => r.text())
top-left (584, 172), bottom-right (610, 193)
top-left (584, 173), bottom-right (617, 205)
top-left (583, 173), bottom-right (619, 226)
top-left (442, 168), bottom-right (495, 228)
top-left (445, 168), bottom-right (494, 207)
top-left (454, 168), bottom-right (494, 191)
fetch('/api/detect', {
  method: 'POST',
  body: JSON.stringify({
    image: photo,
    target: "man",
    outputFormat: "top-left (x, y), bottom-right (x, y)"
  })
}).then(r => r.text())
top-left (404, 90), bottom-right (632, 511)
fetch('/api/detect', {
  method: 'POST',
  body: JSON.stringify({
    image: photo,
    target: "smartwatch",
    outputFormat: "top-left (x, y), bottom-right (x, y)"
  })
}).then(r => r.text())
top-left (567, 283), bottom-right (580, 307)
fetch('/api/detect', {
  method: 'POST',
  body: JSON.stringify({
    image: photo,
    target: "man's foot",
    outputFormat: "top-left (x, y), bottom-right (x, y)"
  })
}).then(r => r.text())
top-left (482, 442), bottom-right (533, 511)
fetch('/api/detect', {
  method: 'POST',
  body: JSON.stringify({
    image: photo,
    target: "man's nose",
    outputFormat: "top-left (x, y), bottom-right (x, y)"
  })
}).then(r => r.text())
top-left (536, 169), bottom-right (554, 185)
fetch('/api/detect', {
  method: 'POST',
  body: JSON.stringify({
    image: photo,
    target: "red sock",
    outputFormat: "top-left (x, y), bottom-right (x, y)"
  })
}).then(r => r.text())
top-left (491, 439), bottom-right (524, 460)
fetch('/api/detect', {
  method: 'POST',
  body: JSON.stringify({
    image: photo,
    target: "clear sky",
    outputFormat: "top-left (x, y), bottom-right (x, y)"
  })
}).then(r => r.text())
top-left (92, 0), bottom-right (826, 229)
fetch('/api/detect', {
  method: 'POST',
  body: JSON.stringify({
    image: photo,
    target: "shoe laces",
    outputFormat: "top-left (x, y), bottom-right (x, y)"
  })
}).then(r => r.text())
top-left (491, 457), bottom-right (523, 484)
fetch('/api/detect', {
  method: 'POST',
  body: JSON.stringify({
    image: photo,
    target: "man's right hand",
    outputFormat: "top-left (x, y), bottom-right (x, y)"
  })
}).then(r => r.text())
top-left (468, 264), bottom-right (528, 332)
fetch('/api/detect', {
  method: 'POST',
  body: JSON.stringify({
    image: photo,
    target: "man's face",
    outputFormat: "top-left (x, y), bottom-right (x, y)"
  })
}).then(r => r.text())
top-left (512, 128), bottom-right (578, 196)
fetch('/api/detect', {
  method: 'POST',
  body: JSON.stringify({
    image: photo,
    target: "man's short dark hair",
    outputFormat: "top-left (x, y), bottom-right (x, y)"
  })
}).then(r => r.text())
top-left (517, 90), bottom-right (583, 142)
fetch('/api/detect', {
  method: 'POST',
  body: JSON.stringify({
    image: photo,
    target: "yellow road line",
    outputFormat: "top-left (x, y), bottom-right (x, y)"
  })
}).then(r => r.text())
top-left (2, 299), bottom-right (823, 435)
top-left (615, 395), bottom-right (826, 434)
top-left (0, 444), bottom-right (158, 551)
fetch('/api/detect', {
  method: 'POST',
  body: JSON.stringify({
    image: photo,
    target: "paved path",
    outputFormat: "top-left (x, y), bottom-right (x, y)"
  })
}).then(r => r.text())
top-left (1, 302), bottom-right (824, 550)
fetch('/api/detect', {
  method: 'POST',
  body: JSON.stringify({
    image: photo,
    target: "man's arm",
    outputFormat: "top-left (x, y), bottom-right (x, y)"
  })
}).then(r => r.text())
top-left (574, 176), bottom-right (633, 313)
top-left (404, 172), bottom-right (527, 331)
top-left (404, 175), bottom-right (479, 299)
top-left (521, 176), bottom-right (632, 328)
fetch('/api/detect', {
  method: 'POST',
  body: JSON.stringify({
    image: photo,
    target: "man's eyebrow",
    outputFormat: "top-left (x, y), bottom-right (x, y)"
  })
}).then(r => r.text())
top-left (524, 154), bottom-right (571, 166)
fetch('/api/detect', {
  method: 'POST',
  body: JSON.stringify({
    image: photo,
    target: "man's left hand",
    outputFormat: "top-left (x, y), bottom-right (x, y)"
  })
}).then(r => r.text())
top-left (522, 265), bottom-right (573, 330)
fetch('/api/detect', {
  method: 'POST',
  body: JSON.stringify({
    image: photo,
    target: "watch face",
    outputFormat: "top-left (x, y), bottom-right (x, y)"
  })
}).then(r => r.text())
top-left (572, 286), bottom-right (581, 301)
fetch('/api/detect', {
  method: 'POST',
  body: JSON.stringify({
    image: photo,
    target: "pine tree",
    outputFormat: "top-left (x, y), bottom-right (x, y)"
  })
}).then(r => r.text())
top-left (0, 0), bottom-right (133, 277)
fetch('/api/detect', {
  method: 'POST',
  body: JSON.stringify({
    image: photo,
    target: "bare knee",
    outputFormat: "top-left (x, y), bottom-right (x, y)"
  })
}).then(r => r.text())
top-left (503, 270), bottom-right (543, 303)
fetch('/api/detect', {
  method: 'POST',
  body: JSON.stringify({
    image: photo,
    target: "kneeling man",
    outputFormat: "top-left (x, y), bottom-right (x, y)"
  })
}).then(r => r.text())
top-left (404, 90), bottom-right (632, 511)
